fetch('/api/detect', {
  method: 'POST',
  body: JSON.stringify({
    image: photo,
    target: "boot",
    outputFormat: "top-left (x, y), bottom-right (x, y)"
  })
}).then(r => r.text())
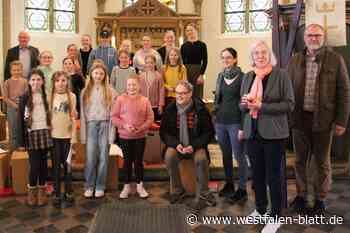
top-left (37, 185), bottom-right (48, 206)
top-left (27, 184), bottom-right (38, 206)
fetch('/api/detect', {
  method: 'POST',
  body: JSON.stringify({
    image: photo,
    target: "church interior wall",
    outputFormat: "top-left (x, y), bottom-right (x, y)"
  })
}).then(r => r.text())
top-left (0, 0), bottom-right (4, 83)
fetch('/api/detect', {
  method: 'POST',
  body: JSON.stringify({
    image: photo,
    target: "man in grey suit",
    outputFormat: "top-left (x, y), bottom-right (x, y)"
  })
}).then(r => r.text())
top-left (4, 31), bottom-right (40, 80)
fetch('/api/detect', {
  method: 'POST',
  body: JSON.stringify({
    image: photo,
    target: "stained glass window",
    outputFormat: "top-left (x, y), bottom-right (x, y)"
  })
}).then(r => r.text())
top-left (124, 0), bottom-right (177, 12)
top-left (224, 0), bottom-right (271, 34)
top-left (25, 0), bottom-right (77, 33)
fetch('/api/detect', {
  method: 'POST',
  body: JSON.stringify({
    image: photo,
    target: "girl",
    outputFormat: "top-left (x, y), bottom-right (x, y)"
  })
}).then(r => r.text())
top-left (163, 47), bottom-right (187, 106)
top-left (3, 61), bottom-right (28, 151)
top-left (50, 71), bottom-right (77, 207)
top-left (67, 44), bottom-right (82, 73)
top-left (213, 48), bottom-right (248, 202)
top-left (80, 63), bottom-right (116, 198)
top-left (111, 76), bottom-right (154, 199)
top-left (119, 39), bottom-right (134, 66)
top-left (139, 54), bottom-right (165, 121)
top-left (19, 69), bottom-right (52, 206)
top-left (37, 50), bottom-right (54, 92)
top-left (110, 50), bottom-right (136, 95)
top-left (63, 57), bottom-right (85, 119)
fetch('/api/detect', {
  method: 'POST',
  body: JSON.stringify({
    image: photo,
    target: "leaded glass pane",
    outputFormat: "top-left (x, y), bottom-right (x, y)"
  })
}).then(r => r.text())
top-left (224, 13), bottom-right (245, 33)
top-left (250, 11), bottom-right (270, 32)
top-left (55, 0), bottom-right (75, 11)
top-left (25, 9), bottom-right (49, 31)
top-left (54, 11), bottom-right (75, 32)
top-left (25, 0), bottom-right (49, 9)
top-left (251, 0), bottom-right (271, 10)
top-left (224, 0), bottom-right (244, 12)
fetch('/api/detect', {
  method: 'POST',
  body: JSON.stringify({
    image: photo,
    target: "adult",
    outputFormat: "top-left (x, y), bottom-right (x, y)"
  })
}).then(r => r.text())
top-left (160, 81), bottom-right (215, 210)
top-left (213, 48), bottom-right (248, 202)
top-left (288, 24), bottom-right (350, 215)
top-left (4, 31), bottom-right (39, 80)
top-left (79, 34), bottom-right (93, 77)
top-left (133, 35), bottom-right (162, 73)
top-left (66, 44), bottom-right (82, 74)
top-left (180, 23), bottom-right (207, 99)
top-left (119, 39), bottom-right (134, 66)
top-left (240, 41), bottom-right (294, 233)
top-left (87, 30), bottom-right (118, 76)
top-left (157, 30), bottom-right (176, 63)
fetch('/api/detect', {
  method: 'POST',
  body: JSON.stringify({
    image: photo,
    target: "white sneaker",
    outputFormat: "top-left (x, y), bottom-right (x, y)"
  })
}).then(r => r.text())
top-left (119, 184), bottom-right (131, 199)
top-left (84, 189), bottom-right (93, 198)
top-left (261, 222), bottom-right (282, 233)
top-left (95, 190), bottom-right (105, 198)
top-left (244, 209), bottom-right (268, 224)
top-left (136, 182), bottom-right (149, 198)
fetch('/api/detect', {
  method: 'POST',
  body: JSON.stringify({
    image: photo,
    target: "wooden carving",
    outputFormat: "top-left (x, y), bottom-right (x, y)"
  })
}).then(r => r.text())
top-left (118, 0), bottom-right (178, 17)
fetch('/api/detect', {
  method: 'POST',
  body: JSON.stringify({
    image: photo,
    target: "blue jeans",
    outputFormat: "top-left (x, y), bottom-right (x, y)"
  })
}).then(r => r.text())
top-left (215, 123), bottom-right (248, 190)
top-left (85, 120), bottom-right (110, 191)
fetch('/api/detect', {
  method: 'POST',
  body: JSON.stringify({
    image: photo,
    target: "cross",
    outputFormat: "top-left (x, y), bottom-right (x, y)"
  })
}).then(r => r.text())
top-left (141, 0), bottom-right (156, 15)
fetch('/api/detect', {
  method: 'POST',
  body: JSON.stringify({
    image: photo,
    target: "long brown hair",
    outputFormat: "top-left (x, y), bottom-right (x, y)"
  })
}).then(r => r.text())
top-left (27, 69), bottom-right (51, 128)
top-left (164, 47), bottom-right (183, 73)
top-left (50, 71), bottom-right (74, 117)
top-left (83, 63), bottom-right (112, 108)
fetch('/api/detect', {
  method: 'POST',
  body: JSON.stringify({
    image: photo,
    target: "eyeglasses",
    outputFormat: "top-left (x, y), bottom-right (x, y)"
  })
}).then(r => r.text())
top-left (176, 91), bottom-right (190, 96)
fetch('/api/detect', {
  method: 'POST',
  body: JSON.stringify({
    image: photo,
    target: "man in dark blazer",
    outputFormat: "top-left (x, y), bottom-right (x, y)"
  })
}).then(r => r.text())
top-left (4, 31), bottom-right (39, 80)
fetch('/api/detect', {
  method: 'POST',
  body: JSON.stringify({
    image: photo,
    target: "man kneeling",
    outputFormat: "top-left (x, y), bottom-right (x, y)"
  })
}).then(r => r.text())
top-left (160, 81), bottom-right (215, 211)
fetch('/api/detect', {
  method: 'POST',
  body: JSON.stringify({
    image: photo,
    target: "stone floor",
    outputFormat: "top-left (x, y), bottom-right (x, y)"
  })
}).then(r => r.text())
top-left (1, 179), bottom-right (350, 233)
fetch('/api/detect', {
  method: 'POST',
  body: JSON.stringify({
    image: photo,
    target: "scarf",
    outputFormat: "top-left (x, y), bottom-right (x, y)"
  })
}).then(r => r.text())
top-left (176, 100), bottom-right (193, 147)
top-left (222, 66), bottom-right (241, 80)
top-left (247, 64), bottom-right (273, 119)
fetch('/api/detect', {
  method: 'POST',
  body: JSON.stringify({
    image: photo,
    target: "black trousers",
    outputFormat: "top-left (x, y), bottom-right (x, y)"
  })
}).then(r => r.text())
top-left (246, 138), bottom-right (285, 216)
top-left (28, 149), bottom-right (49, 186)
top-left (119, 138), bottom-right (146, 183)
top-left (52, 138), bottom-right (72, 197)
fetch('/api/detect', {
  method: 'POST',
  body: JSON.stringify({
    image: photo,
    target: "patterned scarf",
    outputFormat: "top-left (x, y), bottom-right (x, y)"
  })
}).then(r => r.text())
top-left (247, 64), bottom-right (273, 119)
top-left (176, 100), bottom-right (193, 146)
top-left (222, 66), bottom-right (241, 80)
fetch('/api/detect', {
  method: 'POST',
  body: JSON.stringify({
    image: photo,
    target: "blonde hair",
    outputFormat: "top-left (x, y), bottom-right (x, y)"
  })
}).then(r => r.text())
top-left (248, 40), bottom-right (277, 67)
top-left (145, 54), bottom-right (157, 71)
top-left (83, 63), bottom-right (112, 108)
top-left (50, 71), bottom-right (74, 117)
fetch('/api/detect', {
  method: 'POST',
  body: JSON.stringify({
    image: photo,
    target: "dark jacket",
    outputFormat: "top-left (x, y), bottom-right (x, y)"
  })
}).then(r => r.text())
top-left (157, 46), bottom-right (167, 64)
top-left (4, 45), bottom-right (40, 80)
top-left (287, 47), bottom-right (350, 131)
top-left (240, 67), bottom-right (295, 139)
top-left (160, 98), bottom-right (214, 153)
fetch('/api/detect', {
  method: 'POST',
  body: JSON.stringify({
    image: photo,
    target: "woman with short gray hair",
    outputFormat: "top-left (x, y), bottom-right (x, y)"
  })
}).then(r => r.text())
top-left (240, 40), bottom-right (295, 233)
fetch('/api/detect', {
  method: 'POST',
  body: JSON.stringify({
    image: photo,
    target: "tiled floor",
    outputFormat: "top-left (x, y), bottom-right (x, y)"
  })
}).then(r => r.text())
top-left (1, 179), bottom-right (350, 233)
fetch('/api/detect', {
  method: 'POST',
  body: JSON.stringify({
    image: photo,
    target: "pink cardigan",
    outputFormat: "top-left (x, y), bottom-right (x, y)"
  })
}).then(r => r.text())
top-left (138, 71), bottom-right (165, 108)
top-left (111, 94), bottom-right (154, 139)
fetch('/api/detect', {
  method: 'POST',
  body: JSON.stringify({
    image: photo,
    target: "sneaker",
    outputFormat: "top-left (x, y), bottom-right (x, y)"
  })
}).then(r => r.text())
top-left (312, 199), bottom-right (326, 216)
top-left (243, 209), bottom-right (268, 224)
top-left (261, 222), bottom-right (282, 233)
top-left (227, 189), bottom-right (247, 204)
top-left (290, 196), bottom-right (306, 214)
top-left (95, 190), bottom-right (105, 198)
top-left (169, 190), bottom-right (186, 204)
top-left (218, 182), bottom-right (235, 197)
top-left (119, 184), bottom-right (131, 199)
top-left (84, 189), bottom-right (94, 198)
top-left (188, 193), bottom-right (216, 212)
top-left (136, 182), bottom-right (149, 198)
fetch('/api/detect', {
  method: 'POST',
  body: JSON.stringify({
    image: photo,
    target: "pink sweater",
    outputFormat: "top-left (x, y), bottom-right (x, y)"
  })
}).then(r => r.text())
top-left (111, 94), bottom-right (154, 139)
top-left (139, 71), bottom-right (165, 108)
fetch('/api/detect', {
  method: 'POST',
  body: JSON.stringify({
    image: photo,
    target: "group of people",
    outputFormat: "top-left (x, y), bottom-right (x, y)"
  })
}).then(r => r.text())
top-left (2, 22), bottom-right (350, 233)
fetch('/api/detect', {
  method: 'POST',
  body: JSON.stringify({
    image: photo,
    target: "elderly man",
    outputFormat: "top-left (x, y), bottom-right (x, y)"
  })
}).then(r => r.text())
top-left (4, 31), bottom-right (39, 80)
top-left (160, 81), bottom-right (215, 210)
top-left (288, 24), bottom-right (350, 215)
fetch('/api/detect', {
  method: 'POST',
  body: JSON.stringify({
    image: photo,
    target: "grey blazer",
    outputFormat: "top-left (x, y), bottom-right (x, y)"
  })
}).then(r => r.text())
top-left (240, 67), bottom-right (295, 140)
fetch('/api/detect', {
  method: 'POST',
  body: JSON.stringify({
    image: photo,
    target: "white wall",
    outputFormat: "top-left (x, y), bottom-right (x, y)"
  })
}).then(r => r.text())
top-left (11, 0), bottom-right (97, 71)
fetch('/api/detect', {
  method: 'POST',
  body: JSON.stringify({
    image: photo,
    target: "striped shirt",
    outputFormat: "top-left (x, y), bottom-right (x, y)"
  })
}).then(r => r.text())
top-left (87, 46), bottom-right (117, 75)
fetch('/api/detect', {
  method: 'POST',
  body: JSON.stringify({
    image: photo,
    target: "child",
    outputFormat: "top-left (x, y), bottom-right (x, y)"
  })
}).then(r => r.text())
top-left (110, 50), bottom-right (136, 95)
top-left (111, 76), bottom-right (154, 199)
top-left (63, 57), bottom-right (85, 119)
top-left (139, 54), bottom-right (165, 121)
top-left (50, 71), bottom-right (77, 207)
top-left (37, 50), bottom-right (55, 93)
top-left (19, 69), bottom-right (52, 206)
top-left (163, 47), bottom-right (187, 106)
top-left (3, 61), bottom-right (28, 151)
top-left (80, 63), bottom-right (116, 198)
top-left (67, 44), bottom-right (82, 73)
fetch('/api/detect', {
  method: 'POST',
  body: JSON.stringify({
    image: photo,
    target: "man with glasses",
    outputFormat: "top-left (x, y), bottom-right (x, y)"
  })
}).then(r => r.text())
top-left (160, 81), bottom-right (215, 211)
top-left (288, 23), bottom-right (350, 215)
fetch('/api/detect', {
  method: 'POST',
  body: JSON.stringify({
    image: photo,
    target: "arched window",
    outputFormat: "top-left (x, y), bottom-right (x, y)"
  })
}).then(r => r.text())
top-left (123, 0), bottom-right (177, 12)
top-left (223, 0), bottom-right (271, 34)
top-left (25, 0), bottom-right (78, 32)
